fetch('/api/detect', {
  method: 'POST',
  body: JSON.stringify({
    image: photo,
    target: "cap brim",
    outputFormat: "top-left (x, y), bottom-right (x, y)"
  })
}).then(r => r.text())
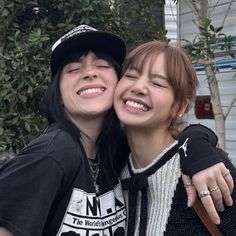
top-left (50, 31), bottom-right (126, 75)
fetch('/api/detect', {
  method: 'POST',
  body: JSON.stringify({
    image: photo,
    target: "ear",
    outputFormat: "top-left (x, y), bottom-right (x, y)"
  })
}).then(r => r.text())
top-left (178, 99), bottom-right (189, 117)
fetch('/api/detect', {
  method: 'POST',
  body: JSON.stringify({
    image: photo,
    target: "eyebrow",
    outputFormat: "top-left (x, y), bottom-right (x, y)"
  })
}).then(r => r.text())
top-left (127, 66), bottom-right (169, 81)
top-left (126, 66), bottom-right (141, 73)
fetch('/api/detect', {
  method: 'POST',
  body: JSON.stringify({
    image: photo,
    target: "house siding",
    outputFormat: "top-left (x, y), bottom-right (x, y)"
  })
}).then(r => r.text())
top-left (178, 0), bottom-right (236, 164)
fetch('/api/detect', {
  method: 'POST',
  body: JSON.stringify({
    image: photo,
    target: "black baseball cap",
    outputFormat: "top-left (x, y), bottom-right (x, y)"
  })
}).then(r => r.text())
top-left (50, 25), bottom-right (126, 75)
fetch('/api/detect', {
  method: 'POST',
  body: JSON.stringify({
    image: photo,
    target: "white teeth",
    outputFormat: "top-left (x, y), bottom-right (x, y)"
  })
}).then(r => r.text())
top-left (79, 88), bottom-right (104, 95)
top-left (125, 100), bottom-right (148, 111)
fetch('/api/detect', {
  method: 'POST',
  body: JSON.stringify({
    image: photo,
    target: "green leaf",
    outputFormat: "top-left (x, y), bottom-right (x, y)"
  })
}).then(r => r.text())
top-left (25, 122), bottom-right (31, 132)
top-left (216, 26), bottom-right (223, 33)
top-left (209, 25), bottom-right (215, 32)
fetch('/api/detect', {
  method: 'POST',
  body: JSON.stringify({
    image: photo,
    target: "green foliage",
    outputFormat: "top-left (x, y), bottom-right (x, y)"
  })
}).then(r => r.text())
top-left (0, 28), bottom-right (50, 151)
top-left (115, 0), bottom-right (168, 50)
top-left (183, 17), bottom-right (236, 64)
top-left (0, 0), bottom-right (166, 153)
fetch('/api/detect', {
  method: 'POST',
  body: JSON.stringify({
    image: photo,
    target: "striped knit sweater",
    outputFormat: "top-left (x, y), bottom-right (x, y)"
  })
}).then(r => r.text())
top-left (120, 141), bottom-right (236, 236)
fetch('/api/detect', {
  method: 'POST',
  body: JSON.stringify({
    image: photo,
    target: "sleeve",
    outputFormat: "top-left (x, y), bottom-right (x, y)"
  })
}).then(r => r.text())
top-left (0, 150), bottom-right (63, 236)
top-left (178, 124), bottom-right (223, 176)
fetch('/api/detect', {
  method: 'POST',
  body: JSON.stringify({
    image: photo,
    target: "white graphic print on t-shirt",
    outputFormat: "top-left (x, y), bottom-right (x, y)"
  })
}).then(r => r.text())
top-left (57, 183), bottom-right (126, 236)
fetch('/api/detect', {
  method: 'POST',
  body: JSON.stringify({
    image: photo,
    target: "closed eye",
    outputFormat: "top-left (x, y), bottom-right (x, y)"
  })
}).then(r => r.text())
top-left (152, 82), bottom-right (167, 88)
top-left (95, 59), bottom-right (112, 68)
top-left (124, 73), bottom-right (138, 79)
top-left (68, 67), bottom-right (81, 73)
top-left (96, 64), bottom-right (111, 68)
top-left (151, 76), bottom-right (170, 88)
top-left (63, 62), bottom-right (82, 73)
top-left (69, 67), bottom-right (81, 72)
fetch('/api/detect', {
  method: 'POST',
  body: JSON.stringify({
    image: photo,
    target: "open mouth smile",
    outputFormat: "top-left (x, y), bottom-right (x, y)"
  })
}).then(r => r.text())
top-left (125, 100), bottom-right (149, 112)
top-left (77, 87), bottom-right (105, 96)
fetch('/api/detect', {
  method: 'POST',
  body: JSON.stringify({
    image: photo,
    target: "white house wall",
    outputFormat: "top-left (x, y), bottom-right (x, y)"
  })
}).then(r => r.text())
top-left (179, 0), bottom-right (236, 164)
top-left (165, 0), bottom-right (178, 42)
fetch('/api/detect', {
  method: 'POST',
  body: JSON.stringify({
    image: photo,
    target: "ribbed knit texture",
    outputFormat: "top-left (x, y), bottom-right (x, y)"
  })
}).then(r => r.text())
top-left (121, 141), bottom-right (236, 236)
top-left (121, 141), bottom-right (181, 236)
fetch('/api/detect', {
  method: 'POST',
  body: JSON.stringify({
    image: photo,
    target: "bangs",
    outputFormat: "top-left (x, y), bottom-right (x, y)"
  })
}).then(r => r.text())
top-left (122, 41), bottom-right (165, 75)
top-left (60, 48), bottom-right (121, 77)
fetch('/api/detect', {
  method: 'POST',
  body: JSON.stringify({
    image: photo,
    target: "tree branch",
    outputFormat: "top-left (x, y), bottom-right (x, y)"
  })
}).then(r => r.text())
top-left (224, 95), bottom-right (236, 118)
top-left (190, 1), bottom-right (201, 23)
top-left (192, 59), bottom-right (214, 65)
top-left (233, 72), bottom-right (236, 80)
top-left (221, 0), bottom-right (233, 27)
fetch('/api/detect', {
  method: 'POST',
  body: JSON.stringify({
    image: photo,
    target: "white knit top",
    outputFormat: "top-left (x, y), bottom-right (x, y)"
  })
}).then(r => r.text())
top-left (121, 141), bottom-right (181, 236)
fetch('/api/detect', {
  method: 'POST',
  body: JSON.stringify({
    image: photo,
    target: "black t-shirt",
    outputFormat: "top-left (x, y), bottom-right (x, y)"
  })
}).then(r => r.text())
top-left (0, 124), bottom-right (126, 236)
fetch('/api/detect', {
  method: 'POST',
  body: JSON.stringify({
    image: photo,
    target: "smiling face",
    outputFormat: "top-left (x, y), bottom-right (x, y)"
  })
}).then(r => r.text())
top-left (114, 41), bottom-right (199, 134)
top-left (60, 51), bottom-right (118, 125)
top-left (114, 52), bottom-right (177, 131)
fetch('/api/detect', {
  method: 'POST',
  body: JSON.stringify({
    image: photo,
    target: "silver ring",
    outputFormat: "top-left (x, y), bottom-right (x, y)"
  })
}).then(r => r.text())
top-left (223, 169), bottom-right (230, 178)
top-left (209, 185), bottom-right (219, 193)
top-left (184, 182), bottom-right (192, 188)
top-left (198, 190), bottom-right (210, 198)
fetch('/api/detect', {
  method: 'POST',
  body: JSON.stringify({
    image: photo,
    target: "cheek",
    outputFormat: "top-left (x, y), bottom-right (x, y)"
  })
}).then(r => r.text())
top-left (114, 77), bottom-right (128, 94)
top-left (113, 81), bottom-right (124, 104)
top-left (60, 77), bottom-right (74, 104)
top-left (60, 80), bottom-right (68, 100)
top-left (160, 92), bottom-right (176, 117)
top-left (110, 79), bottom-right (118, 92)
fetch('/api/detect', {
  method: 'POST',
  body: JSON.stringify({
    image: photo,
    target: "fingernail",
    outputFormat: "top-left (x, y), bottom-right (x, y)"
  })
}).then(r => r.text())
top-left (187, 199), bottom-right (192, 207)
top-left (218, 206), bottom-right (224, 212)
top-left (215, 218), bottom-right (221, 225)
top-left (227, 199), bottom-right (233, 206)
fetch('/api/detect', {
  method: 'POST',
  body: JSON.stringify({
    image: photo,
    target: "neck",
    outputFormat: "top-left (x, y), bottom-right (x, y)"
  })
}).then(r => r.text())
top-left (71, 115), bottom-right (104, 160)
top-left (126, 126), bottom-right (175, 168)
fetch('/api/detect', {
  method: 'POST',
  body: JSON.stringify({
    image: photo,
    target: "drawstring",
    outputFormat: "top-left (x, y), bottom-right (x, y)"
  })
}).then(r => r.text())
top-left (121, 174), bottom-right (148, 236)
top-left (139, 189), bottom-right (148, 235)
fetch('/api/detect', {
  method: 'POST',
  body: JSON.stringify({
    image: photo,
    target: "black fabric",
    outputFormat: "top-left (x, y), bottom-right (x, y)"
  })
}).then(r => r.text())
top-left (165, 150), bottom-right (236, 236)
top-left (0, 123), bottom-right (126, 236)
top-left (121, 142), bottom-right (236, 235)
top-left (164, 180), bottom-right (211, 236)
top-left (50, 25), bottom-right (126, 76)
top-left (179, 124), bottom-right (223, 176)
top-left (113, 131), bottom-right (130, 176)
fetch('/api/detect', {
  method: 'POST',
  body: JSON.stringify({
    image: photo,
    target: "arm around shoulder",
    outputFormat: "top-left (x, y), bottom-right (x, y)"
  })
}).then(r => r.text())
top-left (179, 124), bottom-right (223, 176)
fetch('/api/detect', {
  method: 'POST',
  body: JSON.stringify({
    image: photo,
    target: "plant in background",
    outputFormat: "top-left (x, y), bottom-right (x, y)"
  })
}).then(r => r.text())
top-left (182, 0), bottom-right (236, 150)
top-left (0, 0), bottom-right (166, 160)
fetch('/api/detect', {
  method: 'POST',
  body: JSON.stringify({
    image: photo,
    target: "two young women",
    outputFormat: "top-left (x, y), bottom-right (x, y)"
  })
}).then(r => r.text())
top-left (115, 40), bottom-right (236, 235)
top-left (0, 25), bottom-right (233, 236)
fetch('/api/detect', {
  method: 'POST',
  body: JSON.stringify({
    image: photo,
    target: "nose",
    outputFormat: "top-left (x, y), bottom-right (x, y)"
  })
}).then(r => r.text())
top-left (131, 77), bottom-right (148, 95)
top-left (82, 66), bottom-right (98, 80)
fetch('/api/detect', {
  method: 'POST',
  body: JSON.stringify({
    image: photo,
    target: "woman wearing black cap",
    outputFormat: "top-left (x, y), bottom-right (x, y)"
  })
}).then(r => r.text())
top-left (0, 25), bottom-right (233, 236)
top-left (0, 25), bottom-right (128, 236)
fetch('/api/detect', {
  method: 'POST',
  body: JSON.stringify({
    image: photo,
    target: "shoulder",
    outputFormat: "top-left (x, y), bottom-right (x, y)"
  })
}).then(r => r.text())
top-left (21, 124), bottom-right (82, 157)
top-left (24, 123), bottom-right (76, 151)
top-left (6, 124), bottom-right (84, 175)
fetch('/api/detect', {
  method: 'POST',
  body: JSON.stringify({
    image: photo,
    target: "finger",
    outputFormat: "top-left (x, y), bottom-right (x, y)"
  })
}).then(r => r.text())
top-left (182, 174), bottom-right (196, 207)
top-left (217, 173), bottom-right (233, 207)
top-left (199, 194), bottom-right (221, 225)
top-left (193, 180), bottom-right (221, 225)
top-left (222, 169), bottom-right (234, 194)
top-left (209, 183), bottom-right (224, 212)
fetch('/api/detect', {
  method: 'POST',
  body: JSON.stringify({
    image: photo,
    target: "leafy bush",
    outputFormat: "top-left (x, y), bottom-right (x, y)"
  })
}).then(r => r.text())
top-left (0, 0), bottom-right (166, 154)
